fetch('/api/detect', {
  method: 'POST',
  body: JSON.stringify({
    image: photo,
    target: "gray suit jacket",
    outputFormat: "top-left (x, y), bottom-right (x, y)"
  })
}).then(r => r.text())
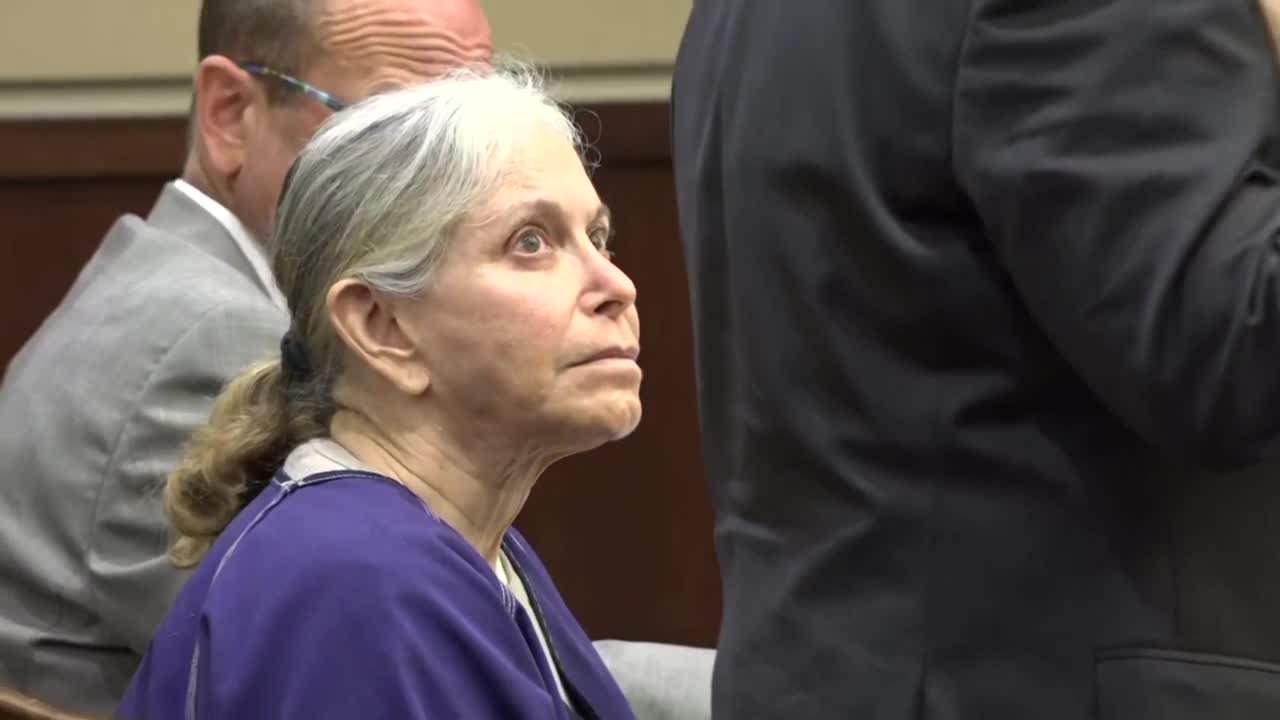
top-left (0, 184), bottom-right (288, 714)
top-left (595, 640), bottom-right (714, 720)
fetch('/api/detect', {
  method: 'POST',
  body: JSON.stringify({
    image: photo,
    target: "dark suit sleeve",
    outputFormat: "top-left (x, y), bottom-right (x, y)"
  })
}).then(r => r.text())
top-left (954, 0), bottom-right (1280, 464)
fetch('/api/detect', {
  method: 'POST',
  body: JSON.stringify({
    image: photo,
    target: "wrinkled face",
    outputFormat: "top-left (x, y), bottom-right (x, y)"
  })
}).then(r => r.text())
top-left (400, 123), bottom-right (643, 455)
top-left (234, 0), bottom-right (494, 242)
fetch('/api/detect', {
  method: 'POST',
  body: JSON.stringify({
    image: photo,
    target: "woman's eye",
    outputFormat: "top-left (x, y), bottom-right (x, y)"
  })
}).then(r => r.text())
top-left (514, 230), bottom-right (547, 254)
top-left (590, 228), bottom-right (615, 259)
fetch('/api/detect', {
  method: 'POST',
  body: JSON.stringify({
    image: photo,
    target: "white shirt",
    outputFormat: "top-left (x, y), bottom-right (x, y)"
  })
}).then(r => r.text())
top-left (172, 179), bottom-right (288, 312)
top-left (495, 549), bottom-right (572, 704)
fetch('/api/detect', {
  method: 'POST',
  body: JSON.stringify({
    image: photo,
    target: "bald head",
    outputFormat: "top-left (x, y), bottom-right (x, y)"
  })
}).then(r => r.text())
top-left (186, 0), bottom-right (493, 247)
top-left (196, 0), bottom-right (491, 95)
top-left (314, 0), bottom-right (493, 98)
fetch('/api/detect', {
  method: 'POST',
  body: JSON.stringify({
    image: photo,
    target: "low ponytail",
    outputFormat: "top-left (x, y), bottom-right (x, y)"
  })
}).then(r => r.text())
top-left (166, 356), bottom-right (323, 567)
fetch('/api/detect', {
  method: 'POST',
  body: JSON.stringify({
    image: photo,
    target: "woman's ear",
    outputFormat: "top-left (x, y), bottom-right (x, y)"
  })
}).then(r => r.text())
top-left (191, 55), bottom-right (260, 181)
top-left (327, 279), bottom-right (431, 395)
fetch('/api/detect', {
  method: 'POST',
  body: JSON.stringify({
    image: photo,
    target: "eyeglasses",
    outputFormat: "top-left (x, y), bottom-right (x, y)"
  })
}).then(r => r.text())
top-left (237, 61), bottom-right (351, 112)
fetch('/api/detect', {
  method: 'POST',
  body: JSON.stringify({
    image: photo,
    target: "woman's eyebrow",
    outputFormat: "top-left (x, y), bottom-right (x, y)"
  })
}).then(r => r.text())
top-left (501, 199), bottom-right (612, 228)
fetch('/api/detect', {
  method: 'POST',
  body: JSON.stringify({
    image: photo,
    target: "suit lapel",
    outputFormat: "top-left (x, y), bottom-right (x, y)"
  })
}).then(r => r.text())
top-left (146, 183), bottom-right (263, 292)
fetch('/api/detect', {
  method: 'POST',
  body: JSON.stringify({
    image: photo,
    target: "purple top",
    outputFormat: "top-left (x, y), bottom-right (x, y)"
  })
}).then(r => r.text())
top-left (117, 466), bottom-right (634, 719)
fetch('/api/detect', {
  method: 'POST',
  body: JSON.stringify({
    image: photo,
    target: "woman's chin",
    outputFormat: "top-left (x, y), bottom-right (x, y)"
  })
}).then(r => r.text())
top-left (568, 394), bottom-right (643, 447)
top-left (608, 405), bottom-right (642, 441)
top-left (603, 391), bottom-right (642, 439)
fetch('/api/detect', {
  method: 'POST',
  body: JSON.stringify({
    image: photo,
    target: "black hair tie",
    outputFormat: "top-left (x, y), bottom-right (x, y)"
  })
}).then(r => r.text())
top-left (279, 331), bottom-right (312, 383)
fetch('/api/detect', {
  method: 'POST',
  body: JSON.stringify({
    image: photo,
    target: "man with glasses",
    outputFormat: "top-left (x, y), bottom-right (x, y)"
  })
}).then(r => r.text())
top-left (0, 0), bottom-right (492, 713)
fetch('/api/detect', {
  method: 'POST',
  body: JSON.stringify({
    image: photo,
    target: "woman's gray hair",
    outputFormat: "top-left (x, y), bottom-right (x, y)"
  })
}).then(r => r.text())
top-left (164, 59), bottom-right (589, 567)
top-left (276, 57), bottom-right (587, 419)
top-left (278, 58), bottom-right (584, 311)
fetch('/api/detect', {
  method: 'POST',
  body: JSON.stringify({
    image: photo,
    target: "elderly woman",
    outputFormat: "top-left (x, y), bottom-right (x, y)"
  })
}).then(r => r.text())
top-left (118, 64), bottom-right (640, 719)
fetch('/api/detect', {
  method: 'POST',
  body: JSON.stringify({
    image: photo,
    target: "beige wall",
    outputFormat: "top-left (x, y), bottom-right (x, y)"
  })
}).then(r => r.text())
top-left (0, 0), bottom-right (689, 117)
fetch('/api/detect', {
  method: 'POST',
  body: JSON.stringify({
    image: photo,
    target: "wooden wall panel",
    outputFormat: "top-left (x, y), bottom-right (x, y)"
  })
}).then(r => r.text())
top-left (0, 104), bottom-right (721, 648)
top-left (0, 180), bottom-right (166, 366)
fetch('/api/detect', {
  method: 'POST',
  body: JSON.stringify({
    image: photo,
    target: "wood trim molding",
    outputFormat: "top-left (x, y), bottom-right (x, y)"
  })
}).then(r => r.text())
top-left (0, 102), bottom-right (670, 182)
top-left (0, 117), bottom-right (189, 181)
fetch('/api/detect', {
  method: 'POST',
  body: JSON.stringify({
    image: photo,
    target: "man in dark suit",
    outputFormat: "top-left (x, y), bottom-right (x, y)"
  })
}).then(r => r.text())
top-left (673, 0), bottom-right (1280, 717)
top-left (0, 2), bottom-right (714, 716)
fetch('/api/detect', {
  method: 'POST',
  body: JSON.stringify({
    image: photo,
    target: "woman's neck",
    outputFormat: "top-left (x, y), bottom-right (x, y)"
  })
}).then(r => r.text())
top-left (328, 408), bottom-right (543, 564)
